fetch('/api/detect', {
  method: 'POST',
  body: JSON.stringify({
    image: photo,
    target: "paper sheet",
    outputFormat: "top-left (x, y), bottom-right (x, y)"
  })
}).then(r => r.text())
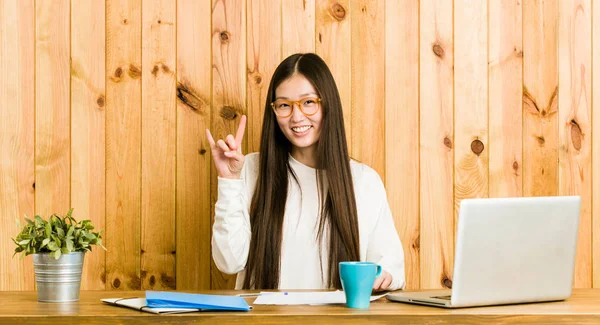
top-left (253, 291), bottom-right (387, 305)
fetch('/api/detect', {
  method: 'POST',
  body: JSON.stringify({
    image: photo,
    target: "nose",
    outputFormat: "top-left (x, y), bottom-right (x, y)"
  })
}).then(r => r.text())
top-left (290, 102), bottom-right (306, 122)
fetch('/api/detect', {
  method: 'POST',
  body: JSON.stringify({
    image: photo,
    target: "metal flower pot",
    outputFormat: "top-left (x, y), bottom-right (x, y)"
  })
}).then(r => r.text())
top-left (33, 252), bottom-right (85, 302)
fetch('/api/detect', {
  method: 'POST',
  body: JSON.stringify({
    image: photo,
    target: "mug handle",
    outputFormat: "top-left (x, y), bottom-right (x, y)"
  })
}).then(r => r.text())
top-left (375, 264), bottom-right (382, 277)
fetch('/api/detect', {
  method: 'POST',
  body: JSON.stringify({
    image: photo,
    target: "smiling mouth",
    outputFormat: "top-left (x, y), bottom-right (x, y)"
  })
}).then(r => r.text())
top-left (291, 126), bottom-right (312, 133)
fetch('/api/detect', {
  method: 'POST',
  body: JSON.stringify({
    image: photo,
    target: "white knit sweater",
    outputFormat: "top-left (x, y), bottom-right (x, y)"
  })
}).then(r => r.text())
top-left (211, 153), bottom-right (406, 290)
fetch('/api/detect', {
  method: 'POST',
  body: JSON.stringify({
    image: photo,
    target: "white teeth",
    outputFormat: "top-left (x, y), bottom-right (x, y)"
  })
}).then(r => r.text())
top-left (292, 126), bottom-right (311, 133)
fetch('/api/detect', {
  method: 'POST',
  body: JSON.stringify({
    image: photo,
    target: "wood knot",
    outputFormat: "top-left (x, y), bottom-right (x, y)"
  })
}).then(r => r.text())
top-left (255, 75), bottom-right (263, 84)
top-left (433, 44), bottom-right (445, 58)
top-left (101, 271), bottom-right (106, 284)
top-left (536, 136), bottom-right (545, 146)
top-left (514, 47), bottom-right (523, 57)
top-left (140, 270), bottom-right (147, 278)
top-left (177, 81), bottom-right (205, 112)
top-left (130, 273), bottom-right (142, 289)
top-left (96, 95), bottom-right (105, 108)
top-left (541, 110), bottom-right (546, 116)
top-left (442, 277), bottom-right (453, 289)
top-left (412, 235), bottom-right (420, 250)
top-left (122, 19), bottom-right (128, 24)
top-left (112, 67), bottom-right (123, 82)
top-left (443, 137), bottom-right (452, 149)
top-left (161, 273), bottom-right (176, 289)
top-left (470, 139), bottom-right (484, 155)
top-left (32, 182), bottom-right (35, 189)
top-left (361, 6), bottom-right (366, 13)
top-left (331, 3), bottom-right (346, 20)
top-left (199, 149), bottom-right (206, 155)
top-left (571, 120), bottom-right (582, 150)
top-left (171, 250), bottom-right (176, 255)
top-left (157, 19), bottom-right (161, 24)
top-left (161, 64), bottom-right (171, 73)
top-left (512, 161), bottom-right (519, 171)
top-left (149, 275), bottom-right (156, 287)
top-left (220, 31), bottom-right (230, 43)
top-left (151, 65), bottom-right (159, 76)
top-left (112, 278), bottom-right (121, 288)
top-left (128, 64), bottom-right (141, 79)
top-left (220, 106), bottom-right (238, 120)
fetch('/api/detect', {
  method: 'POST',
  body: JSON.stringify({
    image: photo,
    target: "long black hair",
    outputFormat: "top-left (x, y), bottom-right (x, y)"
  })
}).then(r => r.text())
top-left (243, 53), bottom-right (359, 289)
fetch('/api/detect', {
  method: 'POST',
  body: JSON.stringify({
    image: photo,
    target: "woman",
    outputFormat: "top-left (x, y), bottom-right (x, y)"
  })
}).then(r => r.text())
top-left (207, 53), bottom-right (405, 291)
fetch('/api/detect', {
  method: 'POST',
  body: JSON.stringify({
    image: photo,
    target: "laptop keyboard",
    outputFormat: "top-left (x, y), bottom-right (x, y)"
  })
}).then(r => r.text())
top-left (432, 295), bottom-right (452, 300)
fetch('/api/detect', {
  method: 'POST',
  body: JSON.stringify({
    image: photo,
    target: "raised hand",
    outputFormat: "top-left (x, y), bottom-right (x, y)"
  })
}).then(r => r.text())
top-left (206, 115), bottom-right (247, 179)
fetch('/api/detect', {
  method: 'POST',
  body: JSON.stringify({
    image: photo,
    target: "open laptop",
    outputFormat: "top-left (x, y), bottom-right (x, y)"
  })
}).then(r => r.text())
top-left (387, 196), bottom-right (581, 308)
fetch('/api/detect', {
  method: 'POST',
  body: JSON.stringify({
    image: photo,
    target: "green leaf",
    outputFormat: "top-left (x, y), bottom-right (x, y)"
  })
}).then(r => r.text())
top-left (56, 227), bottom-right (65, 238)
top-left (18, 239), bottom-right (31, 245)
top-left (67, 225), bottom-right (74, 238)
top-left (52, 249), bottom-right (62, 260)
top-left (66, 239), bottom-right (74, 252)
top-left (45, 223), bottom-right (51, 238)
top-left (61, 247), bottom-right (70, 254)
top-left (47, 241), bottom-right (59, 251)
top-left (51, 234), bottom-right (61, 248)
top-left (40, 238), bottom-right (50, 248)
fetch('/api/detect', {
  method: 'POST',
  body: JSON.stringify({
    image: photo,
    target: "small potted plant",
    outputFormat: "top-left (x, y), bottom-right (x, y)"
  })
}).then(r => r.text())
top-left (12, 209), bottom-right (105, 302)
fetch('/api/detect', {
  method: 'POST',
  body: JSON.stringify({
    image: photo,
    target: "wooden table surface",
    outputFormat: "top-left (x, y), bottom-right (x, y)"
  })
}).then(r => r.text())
top-left (2, 289), bottom-right (600, 324)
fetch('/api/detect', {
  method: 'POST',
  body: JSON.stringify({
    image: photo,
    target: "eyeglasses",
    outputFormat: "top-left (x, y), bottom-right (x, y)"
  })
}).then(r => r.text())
top-left (270, 97), bottom-right (321, 118)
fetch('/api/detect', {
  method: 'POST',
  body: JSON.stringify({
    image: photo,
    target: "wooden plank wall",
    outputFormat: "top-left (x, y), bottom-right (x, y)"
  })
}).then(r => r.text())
top-left (1, 0), bottom-right (599, 291)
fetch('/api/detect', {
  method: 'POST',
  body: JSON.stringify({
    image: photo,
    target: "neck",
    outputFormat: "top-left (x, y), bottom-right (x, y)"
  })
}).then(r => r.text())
top-left (291, 146), bottom-right (317, 168)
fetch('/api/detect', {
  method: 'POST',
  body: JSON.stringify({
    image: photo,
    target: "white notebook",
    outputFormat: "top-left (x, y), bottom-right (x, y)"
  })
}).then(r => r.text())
top-left (102, 297), bottom-right (200, 314)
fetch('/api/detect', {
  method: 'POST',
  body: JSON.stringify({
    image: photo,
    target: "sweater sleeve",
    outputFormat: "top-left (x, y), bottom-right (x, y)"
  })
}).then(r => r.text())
top-left (364, 172), bottom-right (406, 291)
top-left (211, 157), bottom-right (254, 275)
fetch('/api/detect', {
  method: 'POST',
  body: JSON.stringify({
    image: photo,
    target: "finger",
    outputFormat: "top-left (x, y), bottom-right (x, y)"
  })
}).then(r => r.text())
top-left (206, 129), bottom-right (216, 148)
top-left (372, 276), bottom-right (384, 291)
top-left (379, 275), bottom-right (393, 291)
top-left (225, 134), bottom-right (237, 151)
top-left (235, 115), bottom-right (247, 145)
top-left (223, 150), bottom-right (244, 162)
top-left (216, 139), bottom-right (230, 153)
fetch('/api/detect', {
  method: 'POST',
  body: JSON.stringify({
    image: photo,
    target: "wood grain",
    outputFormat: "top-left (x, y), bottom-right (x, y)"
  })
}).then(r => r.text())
top-left (558, 0), bottom-right (592, 288)
top-left (419, 0), bottom-right (454, 289)
top-left (489, 0), bottom-right (523, 198)
top-left (523, 0), bottom-right (559, 197)
top-left (247, 0), bottom-right (281, 153)
top-left (35, 0), bottom-right (70, 217)
top-left (593, 0), bottom-right (600, 289)
top-left (0, 0), bottom-right (35, 291)
top-left (282, 0), bottom-right (315, 58)
top-left (105, 0), bottom-right (142, 290)
top-left (71, 0), bottom-right (106, 290)
top-left (211, 0), bottom-right (246, 290)
top-left (176, 0), bottom-right (212, 291)
top-left (2, 290), bottom-right (600, 325)
top-left (140, 0), bottom-right (177, 291)
top-left (384, 0), bottom-right (419, 290)
top-left (316, 0), bottom-right (351, 155)
top-left (351, 0), bottom-right (385, 178)
top-left (454, 0), bottom-right (489, 229)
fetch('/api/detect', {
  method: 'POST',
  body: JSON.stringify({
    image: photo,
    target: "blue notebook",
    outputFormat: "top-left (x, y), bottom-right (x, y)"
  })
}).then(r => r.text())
top-left (145, 291), bottom-right (251, 311)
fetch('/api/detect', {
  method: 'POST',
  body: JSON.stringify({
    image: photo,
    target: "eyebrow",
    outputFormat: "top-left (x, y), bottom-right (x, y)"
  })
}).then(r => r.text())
top-left (275, 92), bottom-right (318, 100)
